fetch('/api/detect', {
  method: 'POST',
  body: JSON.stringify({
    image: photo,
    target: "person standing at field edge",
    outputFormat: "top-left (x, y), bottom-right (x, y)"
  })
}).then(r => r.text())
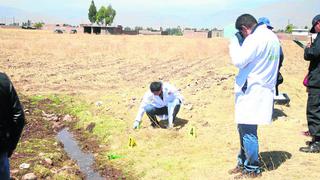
top-left (299, 14), bottom-right (320, 153)
top-left (257, 17), bottom-right (285, 96)
top-left (133, 81), bottom-right (182, 129)
top-left (0, 72), bottom-right (25, 179)
top-left (228, 14), bottom-right (280, 178)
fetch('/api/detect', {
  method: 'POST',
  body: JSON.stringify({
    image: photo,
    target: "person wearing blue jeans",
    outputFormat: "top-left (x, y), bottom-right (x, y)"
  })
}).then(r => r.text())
top-left (237, 124), bottom-right (260, 174)
top-left (229, 14), bottom-right (280, 178)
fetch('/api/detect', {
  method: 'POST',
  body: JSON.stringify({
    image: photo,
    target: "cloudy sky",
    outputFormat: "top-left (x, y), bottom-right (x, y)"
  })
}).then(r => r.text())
top-left (0, 0), bottom-right (319, 29)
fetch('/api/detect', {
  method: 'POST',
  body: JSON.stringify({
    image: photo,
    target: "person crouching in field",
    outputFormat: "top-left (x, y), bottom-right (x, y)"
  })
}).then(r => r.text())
top-left (0, 72), bottom-right (25, 179)
top-left (133, 81), bottom-right (182, 129)
top-left (299, 14), bottom-right (320, 153)
top-left (228, 14), bottom-right (281, 178)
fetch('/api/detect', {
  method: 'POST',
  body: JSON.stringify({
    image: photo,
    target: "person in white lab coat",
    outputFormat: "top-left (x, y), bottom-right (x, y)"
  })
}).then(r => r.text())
top-left (228, 14), bottom-right (280, 179)
top-left (133, 81), bottom-right (182, 129)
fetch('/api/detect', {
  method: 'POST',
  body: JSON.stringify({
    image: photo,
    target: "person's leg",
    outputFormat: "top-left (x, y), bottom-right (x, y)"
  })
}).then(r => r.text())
top-left (172, 104), bottom-right (180, 123)
top-left (237, 124), bottom-right (246, 167)
top-left (238, 124), bottom-right (260, 174)
top-left (167, 99), bottom-right (181, 128)
top-left (0, 152), bottom-right (10, 180)
top-left (300, 93), bottom-right (320, 152)
top-left (228, 124), bottom-right (246, 175)
top-left (306, 94), bottom-right (320, 139)
top-left (144, 105), bottom-right (167, 127)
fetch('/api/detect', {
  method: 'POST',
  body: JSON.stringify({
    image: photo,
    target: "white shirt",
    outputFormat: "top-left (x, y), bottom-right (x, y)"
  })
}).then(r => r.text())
top-left (135, 82), bottom-right (183, 123)
top-left (229, 24), bottom-right (280, 125)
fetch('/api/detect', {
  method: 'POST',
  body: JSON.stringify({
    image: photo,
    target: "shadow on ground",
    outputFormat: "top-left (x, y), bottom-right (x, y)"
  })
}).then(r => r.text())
top-left (158, 117), bottom-right (189, 129)
top-left (259, 151), bottom-right (292, 171)
top-left (174, 117), bottom-right (189, 129)
top-left (272, 108), bottom-right (287, 120)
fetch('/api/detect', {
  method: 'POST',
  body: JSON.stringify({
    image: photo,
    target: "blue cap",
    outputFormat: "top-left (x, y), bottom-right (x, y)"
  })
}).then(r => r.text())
top-left (258, 17), bottom-right (273, 30)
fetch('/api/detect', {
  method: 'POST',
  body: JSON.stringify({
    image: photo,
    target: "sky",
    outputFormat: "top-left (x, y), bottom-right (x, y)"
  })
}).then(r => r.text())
top-left (0, 0), bottom-right (319, 30)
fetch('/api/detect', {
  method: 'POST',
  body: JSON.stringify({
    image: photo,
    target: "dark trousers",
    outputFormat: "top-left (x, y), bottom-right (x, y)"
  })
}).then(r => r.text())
top-left (0, 152), bottom-right (9, 180)
top-left (145, 104), bottom-right (180, 126)
top-left (307, 93), bottom-right (320, 137)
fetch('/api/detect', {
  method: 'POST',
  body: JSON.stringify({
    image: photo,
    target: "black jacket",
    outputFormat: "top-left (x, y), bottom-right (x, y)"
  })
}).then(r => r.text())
top-left (305, 33), bottom-right (320, 92)
top-left (0, 72), bottom-right (25, 157)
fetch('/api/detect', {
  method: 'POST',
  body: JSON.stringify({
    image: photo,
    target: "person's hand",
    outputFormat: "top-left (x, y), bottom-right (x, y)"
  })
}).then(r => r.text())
top-left (235, 32), bottom-right (245, 46)
top-left (133, 120), bottom-right (140, 129)
top-left (306, 42), bottom-right (311, 48)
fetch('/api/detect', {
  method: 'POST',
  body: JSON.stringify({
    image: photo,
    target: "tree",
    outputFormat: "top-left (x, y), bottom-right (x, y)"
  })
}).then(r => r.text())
top-left (165, 26), bottom-right (183, 36)
top-left (104, 5), bottom-right (116, 25)
top-left (135, 26), bottom-right (143, 31)
top-left (96, 6), bottom-right (107, 25)
top-left (124, 27), bottom-right (131, 31)
top-left (33, 22), bottom-right (44, 29)
top-left (96, 5), bottom-right (116, 25)
top-left (285, 24), bottom-right (294, 33)
top-left (88, 0), bottom-right (97, 23)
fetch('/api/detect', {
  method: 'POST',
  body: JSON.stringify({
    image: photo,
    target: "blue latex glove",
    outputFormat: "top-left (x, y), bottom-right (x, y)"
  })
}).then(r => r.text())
top-left (133, 120), bottom-right (140, 129)
top-left (235, 32), bottom-right (245, 46)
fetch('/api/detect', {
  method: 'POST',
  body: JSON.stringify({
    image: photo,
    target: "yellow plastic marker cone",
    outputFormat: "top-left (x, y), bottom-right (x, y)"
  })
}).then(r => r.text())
top-left (189, 126), bottom-right (197, 138)
top-left (128, 137), bottom-right (137, 148)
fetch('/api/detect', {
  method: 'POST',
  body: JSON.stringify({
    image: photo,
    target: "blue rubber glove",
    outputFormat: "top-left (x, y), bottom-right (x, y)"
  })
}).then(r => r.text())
top-left (133, 120), bottom-right (140, 129)
top-left (235, 32), bottom-right (245, 46)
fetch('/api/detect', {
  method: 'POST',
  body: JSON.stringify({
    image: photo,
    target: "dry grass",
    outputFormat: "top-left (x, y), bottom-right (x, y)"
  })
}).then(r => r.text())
top-left (0, 28), bottom-right (319, 179)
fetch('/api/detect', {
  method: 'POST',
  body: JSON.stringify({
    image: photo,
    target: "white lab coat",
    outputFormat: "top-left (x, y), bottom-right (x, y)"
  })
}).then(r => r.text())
top-left (135, 82), bottom-right (183, 125)
top-left (229, 24), bottom-right (280, 125)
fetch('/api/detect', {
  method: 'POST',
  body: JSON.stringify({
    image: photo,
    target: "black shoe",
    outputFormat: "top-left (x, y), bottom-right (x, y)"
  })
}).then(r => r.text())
top-left (299, 141), bottom-right (320, 153)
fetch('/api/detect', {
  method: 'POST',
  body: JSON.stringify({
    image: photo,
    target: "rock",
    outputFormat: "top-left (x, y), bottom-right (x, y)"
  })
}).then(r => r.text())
top-left (95, 101), bottom-right (103, 107)
top-left (184, 104), bottom-right (193, 111)
top-left (10, 176), bottom-right (19, 180)
top-left (86, 122), bottom-right (96, 133)
top-left (220, 76), bottom-right (228, 81)
top-left (24, 109), bottom-right (30, 115)
top-left (19, 163), bottom-right (30, 169)
top-left (202, 121), bottom-right (210, 127)
top-left (52, 122), bottom-right (64, 130)
top-left (62, 114), bottom-right (73, 122)
top-left (10, 169), bottom-right (19, 174)
top-left (57, 165), bottom-right (72, 173)
top-left (44, 158), bottom-right (53, 165)
top-left (21, 173), bottom-right (37, 180)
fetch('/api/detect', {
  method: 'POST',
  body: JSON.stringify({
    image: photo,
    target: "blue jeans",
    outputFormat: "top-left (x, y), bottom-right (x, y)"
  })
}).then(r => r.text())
top-left (237, 124), bottom-right (261, 173)
top-left (144, 104), bottom-right (180, 125)
top-left (0, 152), bottom-right (10, 180)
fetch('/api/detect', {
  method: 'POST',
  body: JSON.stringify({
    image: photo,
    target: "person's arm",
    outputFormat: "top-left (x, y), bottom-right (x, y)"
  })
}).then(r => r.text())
top-left (133, 92), bottom-right (152, 128)
top-left (7, 76), bottom-right (25, 157)
top-left (279, 46), bottom-right (284, 69)
top-left (229, 35), bottom-right (258, 69)
top-left (165, 83), bottom-right (182, 128)
top-left (304, 37), bottom-right (320, 61)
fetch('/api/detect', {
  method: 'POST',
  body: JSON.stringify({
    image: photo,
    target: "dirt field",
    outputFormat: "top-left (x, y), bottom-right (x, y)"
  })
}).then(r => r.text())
top-left (1, 28), bottom-right (319, 179)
